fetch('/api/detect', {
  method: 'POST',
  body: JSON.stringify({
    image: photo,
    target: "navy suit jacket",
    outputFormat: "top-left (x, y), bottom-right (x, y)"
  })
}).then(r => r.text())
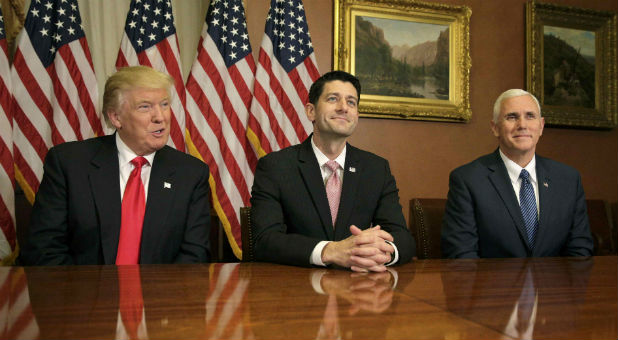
top-left (21, 134), bottom-right (211, 265)
top-left (441, 149), bottom-right (593, 258)
top-left (250, 136), bottom-right (415, 267)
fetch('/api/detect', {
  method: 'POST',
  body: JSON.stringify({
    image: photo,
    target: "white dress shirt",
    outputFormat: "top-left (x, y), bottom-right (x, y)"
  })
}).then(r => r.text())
top-left (116, 134), bottom-right (156, 202)
top-left (499, 149), bottom-right (540, 214)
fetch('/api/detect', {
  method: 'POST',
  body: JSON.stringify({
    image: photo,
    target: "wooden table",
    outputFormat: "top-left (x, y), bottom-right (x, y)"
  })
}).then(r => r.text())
top-left (1, 256), bottom-right (616, 339)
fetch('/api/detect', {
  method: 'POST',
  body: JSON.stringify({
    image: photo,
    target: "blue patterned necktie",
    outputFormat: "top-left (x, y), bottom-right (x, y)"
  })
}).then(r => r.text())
top-left (519, 169), bottom-right (538, 248)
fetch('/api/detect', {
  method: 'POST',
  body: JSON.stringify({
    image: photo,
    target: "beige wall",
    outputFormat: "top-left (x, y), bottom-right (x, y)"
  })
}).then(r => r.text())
top-left (248, 0), bottom-right (617, 223)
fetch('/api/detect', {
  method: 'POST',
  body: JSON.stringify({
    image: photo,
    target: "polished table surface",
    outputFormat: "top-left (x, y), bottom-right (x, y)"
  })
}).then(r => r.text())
top-left (1, 256), bottom-right (616, 339)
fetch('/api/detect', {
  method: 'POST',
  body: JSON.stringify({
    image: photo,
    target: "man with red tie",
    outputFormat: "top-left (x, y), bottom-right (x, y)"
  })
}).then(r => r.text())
top-left (250, 71), bottom-right (414, 272)
top-left (21, 66), bottom-right (211, 265)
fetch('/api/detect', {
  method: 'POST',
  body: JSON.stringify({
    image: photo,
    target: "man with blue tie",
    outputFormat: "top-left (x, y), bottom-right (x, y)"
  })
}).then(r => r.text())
top-left (442, 89), bottom-right (593, 258)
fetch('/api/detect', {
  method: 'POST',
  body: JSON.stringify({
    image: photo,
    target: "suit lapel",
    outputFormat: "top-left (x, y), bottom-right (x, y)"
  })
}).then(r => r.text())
top-left (486, 150), bottom-right (531, 250)
top-left (297, 139), bottom-right (334, 240)
top-left (534, 158), bottom-right (552, 256)
top-left (141, 147), bottom-right (177, 262)
top-left (335, 144), bottom-right (360, 240)
top-left (89, 135), bottom-right (122, 264)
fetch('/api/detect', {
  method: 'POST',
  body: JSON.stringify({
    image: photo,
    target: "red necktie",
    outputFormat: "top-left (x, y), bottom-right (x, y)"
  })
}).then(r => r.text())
top-left (118, 266), bottom-right (144, 340)
top-left (117, 156), bottom-right (148, 265)
top-left (325, 160), bottom-right (341, 227)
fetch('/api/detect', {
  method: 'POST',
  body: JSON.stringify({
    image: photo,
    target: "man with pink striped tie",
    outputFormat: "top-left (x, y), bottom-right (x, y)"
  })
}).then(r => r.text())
top-left (251, 71), bottom-right (415, 272)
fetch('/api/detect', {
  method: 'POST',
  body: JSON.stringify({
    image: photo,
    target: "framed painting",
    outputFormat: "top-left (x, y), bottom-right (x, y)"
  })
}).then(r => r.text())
top-left (333, 0), bottom-right (471, 122)
top-left (526, 1), bottom-right (617, 128)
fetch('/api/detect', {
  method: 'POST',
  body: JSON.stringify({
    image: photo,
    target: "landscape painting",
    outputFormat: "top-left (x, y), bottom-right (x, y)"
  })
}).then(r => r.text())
top-left (354, 16), bottom-right (449, 100)
top-left (526, 1), bottom-right (616, 128)
top-left (333, 0), bottom-right (471, 122)
top-left (543, 26), bottom-right (595, 108)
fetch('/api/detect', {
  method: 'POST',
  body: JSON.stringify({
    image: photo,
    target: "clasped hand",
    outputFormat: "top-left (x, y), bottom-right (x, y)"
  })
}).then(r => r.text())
top-left (322, 225), bottom-right (395, 272)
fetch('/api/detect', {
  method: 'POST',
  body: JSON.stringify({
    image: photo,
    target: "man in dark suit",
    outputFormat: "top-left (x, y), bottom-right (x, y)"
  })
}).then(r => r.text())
top-left (250, 71), bottom-right (414, 272)
top-left (442, 89), bottom-right (593, 258)
top-left (20, 66), bottom-right (211, 265)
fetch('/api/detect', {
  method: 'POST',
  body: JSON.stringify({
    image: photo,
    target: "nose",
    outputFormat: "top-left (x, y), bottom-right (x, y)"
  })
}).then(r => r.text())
top-left (517, 116), bottom-right (528, 129)
top-left (151, 104), bottom-right (164, 122)
top-left (336, 98), bottom-right (349, 112)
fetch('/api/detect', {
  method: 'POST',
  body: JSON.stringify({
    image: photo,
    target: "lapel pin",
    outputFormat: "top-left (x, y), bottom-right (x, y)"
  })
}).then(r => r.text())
top-left (349, 167), bottom-right (356, 173)
top-left (164, 182), bottom-right (172, 189)
top-left (543, 182), bottom-right (548, 188)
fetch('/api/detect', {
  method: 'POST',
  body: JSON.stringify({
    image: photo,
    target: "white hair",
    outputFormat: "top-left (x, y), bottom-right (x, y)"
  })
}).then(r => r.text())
top-left (492, 89), bottom-right (541, 123)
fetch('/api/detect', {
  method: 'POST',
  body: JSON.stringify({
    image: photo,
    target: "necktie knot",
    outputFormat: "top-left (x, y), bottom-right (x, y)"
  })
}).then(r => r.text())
top-left (131, 156), bottom-right (148, 169)
top-left (520, 169), bottom-right (530, 181)
top-left (326, 160), bottom-right (339, 173)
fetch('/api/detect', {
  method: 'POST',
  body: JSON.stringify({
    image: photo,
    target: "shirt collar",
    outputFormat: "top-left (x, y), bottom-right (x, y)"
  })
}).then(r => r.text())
top-left (115, 133), bottom-right (156, 167)
top-left (499, 149), bottom-right (537, 185)
top-left (311, 135), bottom-right (346, 169)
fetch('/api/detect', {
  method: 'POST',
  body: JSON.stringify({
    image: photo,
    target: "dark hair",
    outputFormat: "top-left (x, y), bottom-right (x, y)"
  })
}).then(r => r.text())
top-left (307, 71), bottom-right (361, 105)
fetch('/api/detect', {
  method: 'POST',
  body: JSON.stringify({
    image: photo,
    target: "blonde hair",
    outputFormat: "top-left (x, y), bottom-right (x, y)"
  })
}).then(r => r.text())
top-left (102, 66), bottom-right (174, 121)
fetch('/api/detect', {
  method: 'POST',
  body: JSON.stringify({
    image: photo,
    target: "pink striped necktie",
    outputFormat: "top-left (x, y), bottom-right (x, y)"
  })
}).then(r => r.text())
top-left (325, 160), bottom-right (341, 227)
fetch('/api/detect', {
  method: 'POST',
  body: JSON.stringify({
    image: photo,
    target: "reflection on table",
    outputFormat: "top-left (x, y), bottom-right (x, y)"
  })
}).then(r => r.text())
top-left (0, 256), bottom-right (615, 339)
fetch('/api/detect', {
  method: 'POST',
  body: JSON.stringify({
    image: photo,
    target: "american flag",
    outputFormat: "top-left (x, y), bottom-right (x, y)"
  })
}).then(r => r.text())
top-left (116, 0), bottom-right (186, 152)
top-left (10, 0), bottom-right (104, 204)
top-left (248, 0), bottom-right (320, 156)
top-left (0, 5), bottom-right (16, 261)
top-left (185, 0), bottom-right (257, 259)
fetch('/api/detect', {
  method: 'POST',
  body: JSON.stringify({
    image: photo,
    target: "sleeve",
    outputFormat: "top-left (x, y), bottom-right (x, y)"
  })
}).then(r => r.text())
top-left (561, 172), bottom-right (594, 256)
top-left (20, 147), bottom-right (74, 265)
top-left (441, 169), bottom-right (480, 259)
top-left (250, 156), bottom-right (321, 267)
top-left (173, 163), bottom-right (212, 263)
top-left (371, 160), bottom-right (414, 264)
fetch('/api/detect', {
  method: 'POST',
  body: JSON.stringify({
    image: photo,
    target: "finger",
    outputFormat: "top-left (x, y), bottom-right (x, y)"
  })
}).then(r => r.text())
top-left (349, 225), bottom-right (362, 235)
top-left (350, 265), bottom-right (369, 273)
top-left (349, 255), bottom-right (381, 269)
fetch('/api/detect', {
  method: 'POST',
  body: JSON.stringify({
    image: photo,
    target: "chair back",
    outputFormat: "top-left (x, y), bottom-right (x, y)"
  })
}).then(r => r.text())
top-left (409, 198), bottom-right (446, 259)
top-left (240, 207), bottom-right (254, 262)
top-left (587, 199), bottom-right (616, 255)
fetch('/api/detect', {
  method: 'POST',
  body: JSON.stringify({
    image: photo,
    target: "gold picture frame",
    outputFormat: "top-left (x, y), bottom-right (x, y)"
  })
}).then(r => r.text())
top-left (333, 0), bottom-right (471, 122)
top-left (526, 1), bottom-right (617, 129)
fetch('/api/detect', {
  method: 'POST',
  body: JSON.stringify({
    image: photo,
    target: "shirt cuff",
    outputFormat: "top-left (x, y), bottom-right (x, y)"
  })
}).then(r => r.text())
top-left (385, 240), bottom-right (399, 266)
top-left (310, 241), bottom-right (331, 266)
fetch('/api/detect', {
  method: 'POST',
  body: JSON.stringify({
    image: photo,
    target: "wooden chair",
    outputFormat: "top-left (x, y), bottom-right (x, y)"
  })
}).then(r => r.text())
top-left (587, 199), bottom-right (616, 255)
top-left (240, 207), bottom-right (254, 262)
top-left (409, 198), bottom-right (447, 259)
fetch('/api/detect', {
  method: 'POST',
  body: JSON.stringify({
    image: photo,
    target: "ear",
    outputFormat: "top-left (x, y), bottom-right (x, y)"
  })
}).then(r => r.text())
top-left (305, 102), bottom-right (316, 123)
top-left (107, 109), bottom-right (122, 130)
top-left (490, 120), bottom-right (499, 138)
top-left (539, 117), bottom-right (545, 136)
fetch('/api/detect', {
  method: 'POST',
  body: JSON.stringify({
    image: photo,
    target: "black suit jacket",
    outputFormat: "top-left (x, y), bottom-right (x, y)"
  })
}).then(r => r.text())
top-left (21, 134), bottom-right (211, 265)
top-left (250, 136), bottom-right (415, 266)
top-left (441, 149), bottom-right (593, 258)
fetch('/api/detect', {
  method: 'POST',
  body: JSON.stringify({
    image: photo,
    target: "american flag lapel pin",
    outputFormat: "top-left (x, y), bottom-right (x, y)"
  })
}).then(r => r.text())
top-left (543, 182), bottom-right (549, 188)
top-left (349, 167), bottom-right (356, 173)
top-left (164, 182), bottom-right (172, 189)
